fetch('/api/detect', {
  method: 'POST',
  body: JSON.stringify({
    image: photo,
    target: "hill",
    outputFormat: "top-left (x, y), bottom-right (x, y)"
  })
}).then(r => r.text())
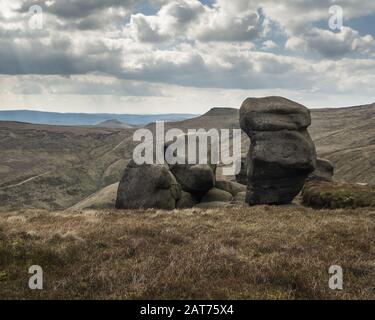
top-left (94, 119), bottom-right (133, 129)
top-left (0, 102), bottom-right (374, 211)
top-left (0, 122), bottom-right (135, 211)
top-left (309, 104), bottom-right (375, 185)
top-left (0, 110), bottom-right (197, 126)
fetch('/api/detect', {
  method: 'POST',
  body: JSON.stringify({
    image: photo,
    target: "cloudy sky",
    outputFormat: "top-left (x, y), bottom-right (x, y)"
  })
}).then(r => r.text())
top-left (0, 0), bottom-right (374, 114)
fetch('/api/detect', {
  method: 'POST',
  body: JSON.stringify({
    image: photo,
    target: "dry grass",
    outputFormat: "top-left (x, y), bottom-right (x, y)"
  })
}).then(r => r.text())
top-left (1, 206), bottom-right (375, 300)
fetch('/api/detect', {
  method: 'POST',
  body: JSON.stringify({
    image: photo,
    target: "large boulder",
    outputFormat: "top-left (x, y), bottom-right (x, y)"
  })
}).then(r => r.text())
top-left (170, 164), bottom-right (215, 194)
top-left (215, 180), bottom-right (246, 196)
top-left (201, 187), bottom-right (233, 203)
top-left (165, 132), bottom-right (217, 194)
top-left (176, 191), bottom-right (198, 209)
top-left (306, 158), bottom-right (334, 182)
top-left (115, 161), bottom-right (181, 210)
top-left (240, 96), bottom-right (311, 132)
top-left (240, 96), bottom-right (316, 205)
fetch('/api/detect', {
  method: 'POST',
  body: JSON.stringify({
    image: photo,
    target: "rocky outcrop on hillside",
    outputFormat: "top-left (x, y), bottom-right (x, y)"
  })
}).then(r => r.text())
top-left (240, 96), bottom-right (317, 205)
top-left (116, 97), bottom-right (319, 209)
top-left (116, 132), bottom-right (244, 209)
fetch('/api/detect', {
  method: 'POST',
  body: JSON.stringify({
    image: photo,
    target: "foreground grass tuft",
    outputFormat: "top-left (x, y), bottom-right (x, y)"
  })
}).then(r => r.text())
top-left (1, 206), bottom-right (375, 299)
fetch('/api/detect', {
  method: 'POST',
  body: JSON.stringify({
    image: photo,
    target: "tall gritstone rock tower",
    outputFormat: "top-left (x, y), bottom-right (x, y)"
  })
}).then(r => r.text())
top-left (240, 96), bottom-right (317, 205)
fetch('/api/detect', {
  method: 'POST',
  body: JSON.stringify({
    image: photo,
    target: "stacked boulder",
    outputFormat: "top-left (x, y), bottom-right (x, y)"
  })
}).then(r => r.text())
top-left (240, 96), bottom-right (317, 205)
top-left (237, 154), bottom-right (334, 187)
top-left (116, 132), bottom-right (246, 210)
top-left (165, 132), bottom-right (217, 207)
top-left (196, 179), bottom-right (246, 208)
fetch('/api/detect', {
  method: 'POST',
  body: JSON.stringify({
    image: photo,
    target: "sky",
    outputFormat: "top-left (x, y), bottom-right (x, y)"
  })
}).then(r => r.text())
top-left (0, 0), bottom-right (374, 114)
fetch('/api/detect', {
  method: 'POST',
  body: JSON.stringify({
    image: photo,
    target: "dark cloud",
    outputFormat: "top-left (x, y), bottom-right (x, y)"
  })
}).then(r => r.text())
top-left (119, 51), bottom-right (316, 90)
top-left (18, 0), bottom-right (136, 19)
top-left (0, 38), bottom-right (122, 75)
top-left (8, 76), bottom-right (160, 96)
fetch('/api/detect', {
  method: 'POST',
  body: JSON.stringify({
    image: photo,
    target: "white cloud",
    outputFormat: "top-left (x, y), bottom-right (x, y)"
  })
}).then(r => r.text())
top-left (129, 0), bottom-right (206, 42)
top-left (285, 37), bottom-right (308, 51)
top-left (287, 27), bottom-right (375, 58)
top-left (0, 0), bottom-right (374, 114)
top-left (128, 0), bottom-right (264, 43)
top-left (192, 4), bottom-right (263, 42)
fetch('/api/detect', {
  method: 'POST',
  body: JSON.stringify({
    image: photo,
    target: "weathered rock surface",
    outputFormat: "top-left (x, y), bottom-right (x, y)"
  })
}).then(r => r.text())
top-left (233, 191), bottom-right (246, 203)
top-left (176, 191), bottom-right (198, 209)
top-left (165, 132), bottom-right (217, 194)
top-left (306, 158), bottom-right (334, 182)
top-left (201, 187), bottom-right (233, 203)
top-left (235, 155), bottom-right (248, 185)
top-left (215, 180), bottom-right (246, 196)
top-left (115, 161), bottom-right (181, 210)
top-left (240, 96), bottom-right (317, 205)
top-left (240, 96), bottom-right (311, 132)
top-left (169, 164), bottom-right (215, 194)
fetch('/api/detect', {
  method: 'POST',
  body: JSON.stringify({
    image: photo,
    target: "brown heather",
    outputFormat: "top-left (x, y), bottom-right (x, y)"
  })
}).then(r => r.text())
top-left (1, 206), bottom-right (375, 300)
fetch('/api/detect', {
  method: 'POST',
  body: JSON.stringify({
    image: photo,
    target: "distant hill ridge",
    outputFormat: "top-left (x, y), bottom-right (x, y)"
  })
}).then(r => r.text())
top-left (203, 107), bottom-right (238, 116)
top-left (95, 119), bottom-right (133, 129)
top-left (0, 110), bottom-right (198, 126)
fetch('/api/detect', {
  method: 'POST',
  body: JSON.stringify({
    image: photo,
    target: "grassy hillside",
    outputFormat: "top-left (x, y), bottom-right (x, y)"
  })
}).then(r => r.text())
top-left (0, 207), bottom-right (374, 299)
top-left (0, 103), bottom-right (374, 211)
top-left (0, 122), bottom-right (135, 211)
top-left (309, 105), bottom-right (375, 185)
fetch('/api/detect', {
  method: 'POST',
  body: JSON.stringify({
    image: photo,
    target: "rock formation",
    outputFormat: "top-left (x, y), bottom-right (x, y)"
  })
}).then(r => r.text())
top-left (240, 96), bottom-right (317, 205)
top-left (116, 97), bottom-right (318, 209)
top-left (169, 164), bottom-right (215, 194)
top-left (177, 191), bottom-right (198, 209)
top-left (215, 180), bottom-right (246, 196)
top-left (115, 161), bottom-right (181, 210)
top-left (116, 132), bottom-right (219, 210)
top-left (165, 132), bottom-right (217, 195)
top-left (235, 155), bottom-right (248, 185)
top-left (233, 191), bottom-right (246, 203)
top-left (306, 158), bottom-right (334, 182)
top-left (201, 187), bottom-right (233, 203)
